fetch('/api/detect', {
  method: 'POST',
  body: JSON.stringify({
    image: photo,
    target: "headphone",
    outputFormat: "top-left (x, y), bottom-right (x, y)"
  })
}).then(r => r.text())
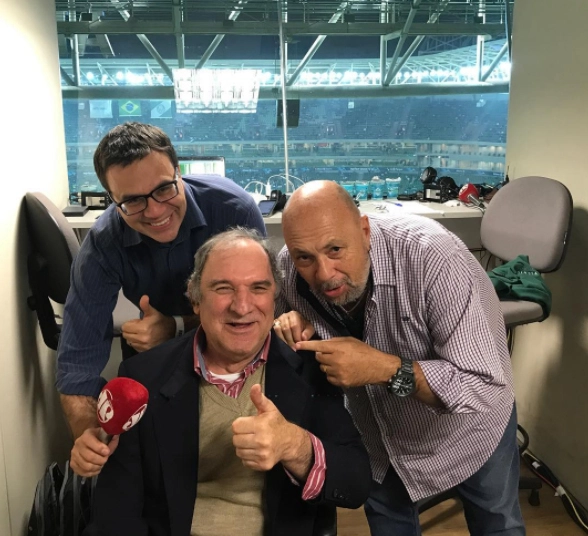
top-left (420, 166), bottom-right (459, 202)
top-left (270, 189), bottom-right (288, 211)
top-left (437, 176), bottom-right (460, 202)
top-left (420, 166), bottom-right (438, 185)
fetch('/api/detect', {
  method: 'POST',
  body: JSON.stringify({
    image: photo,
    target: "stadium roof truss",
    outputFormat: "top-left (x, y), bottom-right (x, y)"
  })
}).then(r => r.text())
top-left (57, 0), bottom-right (513, 100)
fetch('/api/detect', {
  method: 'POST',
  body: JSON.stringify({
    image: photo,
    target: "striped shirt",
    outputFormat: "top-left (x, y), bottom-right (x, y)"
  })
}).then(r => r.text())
top-left (193, 329), bottom-right (326, 501)
top-left (276, 213), bottom-right (514, 501)
top-left (57, 175), bottom-right (266, 397)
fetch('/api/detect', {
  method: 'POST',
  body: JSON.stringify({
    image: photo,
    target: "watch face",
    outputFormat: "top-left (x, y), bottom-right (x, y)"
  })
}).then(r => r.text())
top-left (391, 374), bottom-right (414, 397)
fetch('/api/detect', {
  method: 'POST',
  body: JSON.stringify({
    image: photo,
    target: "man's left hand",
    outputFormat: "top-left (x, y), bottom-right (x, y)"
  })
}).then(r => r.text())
top-left (295, 337), bottom-right (399, 388)
top-left (232, 384), bottom-right (311, 478)
top-left (121, 295), bottom-right (175, 352)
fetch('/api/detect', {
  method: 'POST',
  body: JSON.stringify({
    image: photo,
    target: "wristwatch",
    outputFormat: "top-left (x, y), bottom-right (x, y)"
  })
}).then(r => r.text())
top-left (387, 359), bottom-right (415, 397)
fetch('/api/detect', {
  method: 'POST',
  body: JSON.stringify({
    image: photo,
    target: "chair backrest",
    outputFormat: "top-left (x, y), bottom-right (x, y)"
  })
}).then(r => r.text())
top-left (24, 192), bottom-right (81, 350)
top-left (25, 192), bottom-right (80, 303)
top-left (480, 176), bottom-right (573, 273)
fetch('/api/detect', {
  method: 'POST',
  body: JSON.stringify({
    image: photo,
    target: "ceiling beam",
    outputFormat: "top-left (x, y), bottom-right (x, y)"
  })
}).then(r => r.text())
top-left (481, 40), bottom-right (508, 81)
top-left (108, 0), bottom-right (174, 80)
top-left (60, 66), bottom-right (76, 86)
top-left (286, 1), bottom-right (349, 87)
top-left (62, 82), bottom-right (508, 100)
top-left (504, 0), bottom-right (513, 61)
top-left (67, 1), bottom-right (81, 85)
top-left (171, 0), bottom-right (185, 68)
top-left (195, 0), bottom-right (249, 70)
top-left (56, 21), bottom-right (504, 37)
top-left (384, 0), bottom-right (450, 86)
top-left (383, 0), bottom-right (421, 87)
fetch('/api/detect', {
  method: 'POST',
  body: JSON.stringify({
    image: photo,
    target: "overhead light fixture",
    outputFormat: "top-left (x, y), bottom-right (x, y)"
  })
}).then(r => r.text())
top-left (172, 68), bottom-right (261, 114)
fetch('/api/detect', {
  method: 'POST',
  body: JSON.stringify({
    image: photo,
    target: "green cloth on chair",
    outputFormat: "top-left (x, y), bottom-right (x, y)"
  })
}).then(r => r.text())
top-left (488, 254), bottom-right (552, 319)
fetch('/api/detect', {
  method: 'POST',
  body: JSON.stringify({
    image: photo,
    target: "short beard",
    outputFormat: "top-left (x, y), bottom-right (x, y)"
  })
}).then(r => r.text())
top-left (317, 260), bottom-right (371, 306)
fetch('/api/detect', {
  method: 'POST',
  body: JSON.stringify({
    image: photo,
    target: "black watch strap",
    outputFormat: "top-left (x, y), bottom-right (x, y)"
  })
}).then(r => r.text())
top-left (399, 359), bottom-right (413, 375)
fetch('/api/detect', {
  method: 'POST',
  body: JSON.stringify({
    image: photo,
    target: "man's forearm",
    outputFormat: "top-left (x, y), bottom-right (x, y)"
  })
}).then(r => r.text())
top-left (60, 394), bottom-right (98, 440)
top-left (373, 352), bottom-right (443, 408)
top-left (281, 425), bottom-right (314, 481)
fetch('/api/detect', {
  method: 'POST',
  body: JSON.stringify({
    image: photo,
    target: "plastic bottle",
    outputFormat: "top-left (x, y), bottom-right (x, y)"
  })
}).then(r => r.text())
top-left (385, 177), bottom-right (401, 199)
top-left (371, 176), bottom-right (384, 200)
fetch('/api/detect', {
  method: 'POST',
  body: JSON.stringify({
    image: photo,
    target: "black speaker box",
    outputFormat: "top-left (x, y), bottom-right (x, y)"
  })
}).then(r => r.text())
top-left (276, 100), bottom-right (300, 128)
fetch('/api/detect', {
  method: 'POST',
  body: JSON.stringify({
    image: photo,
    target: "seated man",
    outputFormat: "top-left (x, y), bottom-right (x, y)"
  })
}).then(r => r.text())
top-left (86, 228), bottom-right (371, 536)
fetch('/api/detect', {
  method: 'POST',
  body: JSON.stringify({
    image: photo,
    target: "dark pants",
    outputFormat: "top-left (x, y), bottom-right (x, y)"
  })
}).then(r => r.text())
top-left (364, 404), bottom-right (525, 536)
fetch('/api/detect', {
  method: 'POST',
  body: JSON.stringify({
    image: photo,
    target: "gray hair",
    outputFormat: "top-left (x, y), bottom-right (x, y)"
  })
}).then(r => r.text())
top-left (187, 227), bottom-right (282, 304)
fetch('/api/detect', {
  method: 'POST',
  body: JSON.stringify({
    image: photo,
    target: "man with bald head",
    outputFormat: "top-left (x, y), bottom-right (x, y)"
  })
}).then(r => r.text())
top-left (274, 181), bottom-right (525, 536)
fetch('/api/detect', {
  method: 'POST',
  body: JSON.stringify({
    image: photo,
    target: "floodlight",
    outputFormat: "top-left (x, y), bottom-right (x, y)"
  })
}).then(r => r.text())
top-left (173, 68), bottom-right (261, 114)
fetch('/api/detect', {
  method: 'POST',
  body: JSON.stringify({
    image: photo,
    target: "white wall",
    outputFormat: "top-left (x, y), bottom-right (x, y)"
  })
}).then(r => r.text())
top-left (0, 0), bottom-right (72, 533)
top-left (506, 0), bottom-right (588, 508)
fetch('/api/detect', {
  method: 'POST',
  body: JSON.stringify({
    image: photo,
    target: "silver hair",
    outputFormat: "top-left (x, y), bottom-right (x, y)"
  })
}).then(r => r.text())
top-left (186, 227), bottom-right (282, 304)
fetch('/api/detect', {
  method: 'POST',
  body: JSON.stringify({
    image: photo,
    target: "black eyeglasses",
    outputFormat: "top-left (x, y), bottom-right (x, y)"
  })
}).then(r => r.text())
top-left (113, 176), bottom-right (180, 216)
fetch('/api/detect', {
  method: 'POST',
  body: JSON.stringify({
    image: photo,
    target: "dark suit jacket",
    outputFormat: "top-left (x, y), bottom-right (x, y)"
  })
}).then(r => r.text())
top-left (85, 332), bottom-right (371, 536)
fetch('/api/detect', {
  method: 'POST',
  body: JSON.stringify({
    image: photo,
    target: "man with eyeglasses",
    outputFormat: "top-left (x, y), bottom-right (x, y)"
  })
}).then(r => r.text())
top-left (57, 122), bottom-right (266, 477)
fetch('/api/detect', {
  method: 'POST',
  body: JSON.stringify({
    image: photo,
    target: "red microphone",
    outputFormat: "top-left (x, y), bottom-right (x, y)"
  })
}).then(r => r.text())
top-left (458, 183), bottom-right (485, 209)
top-left (97, 377), bottom-right (149, 440)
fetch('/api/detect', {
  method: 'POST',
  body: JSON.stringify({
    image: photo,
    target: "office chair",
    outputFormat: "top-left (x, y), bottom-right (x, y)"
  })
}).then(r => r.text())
top-left (481, 175), bottom-right (573, 506)
top-left (481, 175), bottom-right (573, 326)
top-left (24, 192), bottom-right (139, 351)
top-left (417, 176), bottom-right (573, 514)
top-left (24, 192), bottom-right (81, 350)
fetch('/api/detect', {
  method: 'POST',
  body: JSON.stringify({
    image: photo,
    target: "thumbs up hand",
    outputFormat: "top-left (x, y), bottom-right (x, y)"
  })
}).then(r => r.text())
top-left (139, 295), bottom-right (155, 317)
top-left (232, 384), bottom-right (312, 478)
top-left (250, 383), bottom-right (277, 416)
top-left (121, 295), bottom-right (176, 352)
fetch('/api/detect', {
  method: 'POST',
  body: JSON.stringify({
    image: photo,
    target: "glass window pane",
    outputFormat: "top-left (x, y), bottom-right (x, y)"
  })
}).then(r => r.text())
top-left (59, 17), bottom-right (509, 203)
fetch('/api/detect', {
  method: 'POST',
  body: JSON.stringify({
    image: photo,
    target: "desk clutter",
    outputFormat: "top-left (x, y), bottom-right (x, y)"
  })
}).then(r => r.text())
top-left (68, 191), bottom-right (112, 210)
top-left (62, 205), bottom-right (89, 217)
top-left (335, 167), bottom-right (505, 205)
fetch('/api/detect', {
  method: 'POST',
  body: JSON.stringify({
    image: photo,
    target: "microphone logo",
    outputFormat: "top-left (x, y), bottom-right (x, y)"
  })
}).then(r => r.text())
top-left (458, 183), bottom-right (485, 210)
top-left (123, 404), bottom-right (147, 431)
top-left (97, 389), bottom-right (114, 424)
top-left (97, 377), bottom-right (149, 435)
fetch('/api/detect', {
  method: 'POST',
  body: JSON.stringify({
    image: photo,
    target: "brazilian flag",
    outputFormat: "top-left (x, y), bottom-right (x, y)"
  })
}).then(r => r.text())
top-left (119, 100), bottom-right (142, 117)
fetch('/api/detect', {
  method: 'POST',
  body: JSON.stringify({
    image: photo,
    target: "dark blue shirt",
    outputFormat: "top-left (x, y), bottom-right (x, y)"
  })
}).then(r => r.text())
top-left (57, 175), bottom-right (266, 396)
